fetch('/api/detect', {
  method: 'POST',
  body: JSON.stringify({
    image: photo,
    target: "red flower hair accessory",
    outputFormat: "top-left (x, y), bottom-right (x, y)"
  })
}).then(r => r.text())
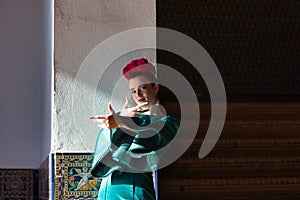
top-left (123, 58), bottom-right (156, 80)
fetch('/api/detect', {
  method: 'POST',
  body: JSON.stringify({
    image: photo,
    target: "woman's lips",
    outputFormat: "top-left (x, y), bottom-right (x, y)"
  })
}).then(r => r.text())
top-left (138, 98), bottom-right (146, 102)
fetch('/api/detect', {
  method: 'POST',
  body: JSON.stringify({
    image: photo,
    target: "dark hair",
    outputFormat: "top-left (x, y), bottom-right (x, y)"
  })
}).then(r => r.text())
top-left (129, 72), bottom-right (157, 85)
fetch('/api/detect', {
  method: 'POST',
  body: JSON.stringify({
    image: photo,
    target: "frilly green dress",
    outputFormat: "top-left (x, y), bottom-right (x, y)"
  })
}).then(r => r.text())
top-left (91, 114), bottom-right (179, 200)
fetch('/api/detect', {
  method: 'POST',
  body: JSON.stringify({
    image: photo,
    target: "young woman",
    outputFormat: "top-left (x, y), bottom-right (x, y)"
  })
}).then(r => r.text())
top-left (90, 58), bottom-right (179, 200)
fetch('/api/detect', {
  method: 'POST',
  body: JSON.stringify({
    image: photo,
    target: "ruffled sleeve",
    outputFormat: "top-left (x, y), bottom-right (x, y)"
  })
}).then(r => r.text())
top-left (91, 115), bottom-right (179, 177)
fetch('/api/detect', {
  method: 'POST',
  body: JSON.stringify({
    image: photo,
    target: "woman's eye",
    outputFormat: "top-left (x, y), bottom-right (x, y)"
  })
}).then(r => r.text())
top-left (130, 90), bottom-right (136, 94)
top-left (140, 85), bottom-right (147, 90)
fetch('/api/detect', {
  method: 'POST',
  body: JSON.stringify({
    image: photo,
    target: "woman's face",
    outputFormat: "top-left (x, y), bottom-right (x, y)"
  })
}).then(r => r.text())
top-left (128, 75), bottom-right (159, 108)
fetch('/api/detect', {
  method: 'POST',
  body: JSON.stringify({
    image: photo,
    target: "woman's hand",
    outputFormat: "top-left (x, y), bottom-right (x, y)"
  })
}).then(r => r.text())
top-left (89, 102), bottom-right (139, 133)
top-left (120, 97), bottom-right (149, 117)
top-left (89, 103), bottom-right (121, 130)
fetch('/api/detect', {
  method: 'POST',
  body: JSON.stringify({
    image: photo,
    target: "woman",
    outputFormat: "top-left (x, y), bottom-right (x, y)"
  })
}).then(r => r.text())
top-left (89, 58), bottom-right (179, 200)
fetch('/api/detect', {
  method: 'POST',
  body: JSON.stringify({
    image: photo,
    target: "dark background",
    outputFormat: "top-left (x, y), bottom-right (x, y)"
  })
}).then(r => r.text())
top-left (156, 1), bottom-right (300, 199)
top-left (157, 0), bottom-right (300, 102)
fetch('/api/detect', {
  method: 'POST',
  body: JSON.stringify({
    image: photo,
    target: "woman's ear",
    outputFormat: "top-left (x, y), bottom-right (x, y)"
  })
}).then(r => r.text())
top-left (153, 83), bottom-right (159, 95)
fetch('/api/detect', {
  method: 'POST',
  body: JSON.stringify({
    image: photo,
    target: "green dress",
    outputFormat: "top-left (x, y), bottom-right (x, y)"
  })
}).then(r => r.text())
top-left (91, 114), bottom-right (179, 200)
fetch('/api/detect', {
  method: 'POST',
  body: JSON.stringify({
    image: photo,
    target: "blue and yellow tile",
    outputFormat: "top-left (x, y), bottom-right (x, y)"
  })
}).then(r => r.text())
top-left (53, 153), bottom-right (101, 200)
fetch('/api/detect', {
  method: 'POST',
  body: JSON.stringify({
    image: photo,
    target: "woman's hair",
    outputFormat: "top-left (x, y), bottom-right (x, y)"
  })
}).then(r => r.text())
top-left (129, 72), bottom-right (157, 85)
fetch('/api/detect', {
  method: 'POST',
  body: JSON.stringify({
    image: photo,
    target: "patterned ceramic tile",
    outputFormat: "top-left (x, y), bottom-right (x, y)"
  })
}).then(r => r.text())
top-left (0, 169), bottom-right (36, 200)
top-left (53, 153), bottom-right (101, 200)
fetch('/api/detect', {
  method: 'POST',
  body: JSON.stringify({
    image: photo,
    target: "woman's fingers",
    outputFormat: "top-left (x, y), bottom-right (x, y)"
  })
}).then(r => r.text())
top-left (93, 117), bottom-right (114, 129)
top-left (89, 103), bottom-right (120, 129)
top-left (132, 102), bottom-right (149, 113)
top-left (123, 97), bottom-right (129, 109)
top-left (108, 102), bottom-right (115, 115)
top-left (120, 98), bottom-right (150, 116)
top-left (134, 102), bottom-right (148, 109)
top-left (89, 115), bottom-right (106, 120)
top-left (121, 102), bottom-right (149, 116)
top-left (127, 102), bottom-right (148, 112)
top-left (89, 115), bottom-right (109, 125)
top-left (89, 115), bottom-right (107, 122)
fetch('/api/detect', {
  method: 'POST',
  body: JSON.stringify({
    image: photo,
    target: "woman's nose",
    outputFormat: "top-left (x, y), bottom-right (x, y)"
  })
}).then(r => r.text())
top-left (137, 89), bottom-right (143, 97)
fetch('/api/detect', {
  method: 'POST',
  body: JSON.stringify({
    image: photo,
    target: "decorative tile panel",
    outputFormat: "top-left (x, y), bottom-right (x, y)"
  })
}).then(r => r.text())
top-left (0, 169), bottom-right (36, 200)
top-left (53, 153), bottom-right (101, 200)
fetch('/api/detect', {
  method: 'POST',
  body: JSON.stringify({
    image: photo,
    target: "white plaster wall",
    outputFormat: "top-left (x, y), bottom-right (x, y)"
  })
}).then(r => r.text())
top-left (0, 0), bottom-right (44, 168)
top-left (40, 0), bottom-right (54, 163)
top-left (53, 0), bottom-right (156, 152)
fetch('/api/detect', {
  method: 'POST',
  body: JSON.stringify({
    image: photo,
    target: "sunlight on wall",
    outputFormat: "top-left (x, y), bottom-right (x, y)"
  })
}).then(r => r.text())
top-left (53, 0), bottom-right (156, 152)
